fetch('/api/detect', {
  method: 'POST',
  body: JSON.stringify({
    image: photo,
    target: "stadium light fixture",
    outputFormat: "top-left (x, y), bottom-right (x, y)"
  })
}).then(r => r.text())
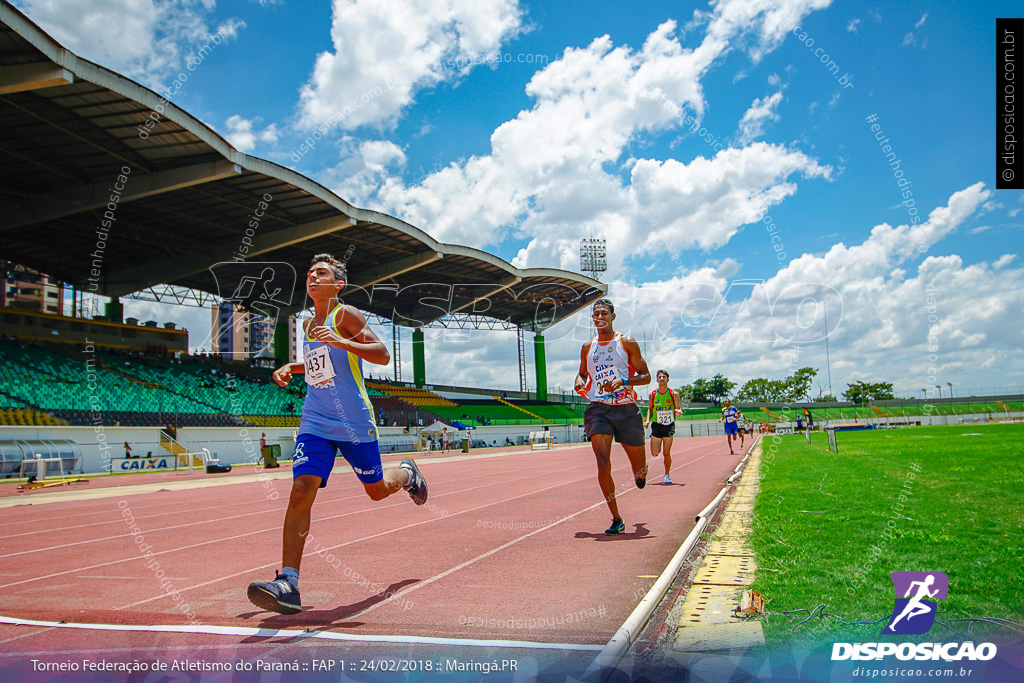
top-left (579, 237), bottom-right (607, 281)
top-left (935, 385), bottom-right (942, 399)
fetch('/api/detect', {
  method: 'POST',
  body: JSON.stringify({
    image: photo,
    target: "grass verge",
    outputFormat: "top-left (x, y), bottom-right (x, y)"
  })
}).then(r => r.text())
top-left (749, 424), bottom-right (1023, 647)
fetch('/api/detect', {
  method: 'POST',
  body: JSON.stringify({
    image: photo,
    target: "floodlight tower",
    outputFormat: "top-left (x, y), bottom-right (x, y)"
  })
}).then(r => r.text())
top-left (579, 238), bottom-right (607, 281)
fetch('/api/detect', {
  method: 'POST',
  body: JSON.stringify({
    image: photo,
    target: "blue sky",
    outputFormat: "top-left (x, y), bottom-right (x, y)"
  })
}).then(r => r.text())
top-left (18, 0), bottom-right (1023, 399)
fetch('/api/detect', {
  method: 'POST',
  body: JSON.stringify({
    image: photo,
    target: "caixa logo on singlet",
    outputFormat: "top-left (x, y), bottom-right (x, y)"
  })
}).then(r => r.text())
top-left (832, 571), bottom-right (997, 662)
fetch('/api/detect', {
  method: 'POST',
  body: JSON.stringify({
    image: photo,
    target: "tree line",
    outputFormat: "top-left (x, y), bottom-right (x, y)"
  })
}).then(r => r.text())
top-left (675, 368), bottom-right (896, 406)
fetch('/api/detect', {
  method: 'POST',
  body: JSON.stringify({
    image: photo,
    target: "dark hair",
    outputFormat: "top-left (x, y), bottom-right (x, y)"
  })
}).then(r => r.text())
top-left (656, 369), bottom-right (669, 379)
top-left (310, 253), bottom-right (347, 283)
top-left (592, 298), bottom-right (614, 314)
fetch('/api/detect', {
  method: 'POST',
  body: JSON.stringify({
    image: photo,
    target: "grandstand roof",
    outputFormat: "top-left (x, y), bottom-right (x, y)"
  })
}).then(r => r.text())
top-left (0, 2), bottom-right (606, 331)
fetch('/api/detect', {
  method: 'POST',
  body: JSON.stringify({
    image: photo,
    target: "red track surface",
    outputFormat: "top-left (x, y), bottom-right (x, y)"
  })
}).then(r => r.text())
top-left (0, 438), bottom-right (743, 679)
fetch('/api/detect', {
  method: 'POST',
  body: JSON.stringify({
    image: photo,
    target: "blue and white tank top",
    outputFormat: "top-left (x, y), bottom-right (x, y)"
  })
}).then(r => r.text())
top-left (299, 304), bottom-right (378, 443)
top-left (584, 334), bottom-right (636, 405)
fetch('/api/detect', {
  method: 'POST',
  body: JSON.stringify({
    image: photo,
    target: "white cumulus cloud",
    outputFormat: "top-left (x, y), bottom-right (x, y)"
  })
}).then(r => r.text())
top-left (735, 91), bottom-right (783, 145)
top-left (296, 0), bottom-right (523, 131)
top-left (13, 0), bottom-right (244, 89)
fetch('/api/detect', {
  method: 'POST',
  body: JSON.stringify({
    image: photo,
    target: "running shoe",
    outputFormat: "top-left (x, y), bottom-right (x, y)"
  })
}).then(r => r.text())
top-left (605, 518), bottom-right (625, 535)
top-left (247, 572), bottom-right (301, 615)
top-left (635, 475), bottom-right (646, 489)
top-left (664, 474), bottom-right (672, 484)
top-left (400, 458), bottom-right (428, 505)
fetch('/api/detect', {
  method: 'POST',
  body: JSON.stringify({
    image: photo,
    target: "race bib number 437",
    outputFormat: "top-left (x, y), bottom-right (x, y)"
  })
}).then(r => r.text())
top-left (304, 346), bottom-right (336, 386)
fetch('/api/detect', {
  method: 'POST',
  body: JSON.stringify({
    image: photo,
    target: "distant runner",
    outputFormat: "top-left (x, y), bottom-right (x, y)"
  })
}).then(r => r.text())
top-left (645, 370), bottom-right (682, 484)
top-left (720, 399), bottom-right (739, 455)
top-left (574, 299), bottom-right (652, 535)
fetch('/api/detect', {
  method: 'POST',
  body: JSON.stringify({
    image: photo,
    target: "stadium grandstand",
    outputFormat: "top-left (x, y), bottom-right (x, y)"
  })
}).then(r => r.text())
top-left (0, 2), bottom-right (609, 474)
top-left (1, 2), bottom-right (1019, 478)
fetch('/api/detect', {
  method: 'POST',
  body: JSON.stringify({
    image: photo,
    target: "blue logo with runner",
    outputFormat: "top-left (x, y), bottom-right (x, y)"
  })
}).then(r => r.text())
top-left (882, 571), bottom-right (948, 635)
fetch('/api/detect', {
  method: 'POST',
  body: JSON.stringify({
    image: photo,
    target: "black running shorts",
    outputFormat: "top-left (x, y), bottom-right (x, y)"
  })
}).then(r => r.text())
top-left (584, 402), bottom-right (645, 447)
top-left (650, 421), bottom-right (676, 439)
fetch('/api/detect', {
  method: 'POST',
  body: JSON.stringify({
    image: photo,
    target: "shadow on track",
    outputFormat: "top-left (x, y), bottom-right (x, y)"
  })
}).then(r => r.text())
top-left (574, 523), bottom-right (653, 542)
top-left (238, 578), bottom-right (421, 631)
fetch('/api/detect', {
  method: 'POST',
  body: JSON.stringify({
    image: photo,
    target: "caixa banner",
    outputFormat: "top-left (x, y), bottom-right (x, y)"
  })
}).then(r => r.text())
top-left (110, 457), bottom-right (175, 472)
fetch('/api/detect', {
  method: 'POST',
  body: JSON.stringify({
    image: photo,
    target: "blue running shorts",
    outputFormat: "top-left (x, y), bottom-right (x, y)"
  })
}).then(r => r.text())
top-left (291, 434), bottom-right (384, 487)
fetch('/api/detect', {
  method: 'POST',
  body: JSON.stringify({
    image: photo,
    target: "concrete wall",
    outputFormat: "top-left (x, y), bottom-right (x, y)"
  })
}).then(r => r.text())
top-left (6, 412), bottom-right (1013, 474)
top-left (0, 425), bottom-right (301, 474)
top-left (0, 422), bottom-right (590, 475)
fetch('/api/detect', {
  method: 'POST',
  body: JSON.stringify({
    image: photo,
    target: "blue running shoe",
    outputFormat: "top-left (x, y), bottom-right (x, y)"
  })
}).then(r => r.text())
top-left (605, 518), bottom-right (625, 535)
top-left (247, 572), bottom-right (301, 615)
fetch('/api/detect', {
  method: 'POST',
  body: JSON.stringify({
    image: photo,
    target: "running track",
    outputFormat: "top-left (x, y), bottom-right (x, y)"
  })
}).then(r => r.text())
top-left (0, 438), bottom-right (743, 680)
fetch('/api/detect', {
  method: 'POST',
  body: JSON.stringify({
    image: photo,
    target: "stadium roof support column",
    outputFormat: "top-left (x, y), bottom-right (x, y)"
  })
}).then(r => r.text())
top-left (517, 328), bottom-right (527, 393)
top-left (392, 323), bottom-right (402, 382)
top-left (273, 314), bottom-right (290, 368)
top-left (534, 334), bottom-right (547, 402)
top-left (412, 328), bottom-right (425, 388)
top-left (106, 298), bottom-right (123, 323)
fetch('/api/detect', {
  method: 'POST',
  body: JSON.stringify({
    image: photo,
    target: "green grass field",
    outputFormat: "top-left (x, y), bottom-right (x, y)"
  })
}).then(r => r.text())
top-left (676, 401), bottom-right (1023, 423)
top-left (748, 424), bottom-right (1023, 646)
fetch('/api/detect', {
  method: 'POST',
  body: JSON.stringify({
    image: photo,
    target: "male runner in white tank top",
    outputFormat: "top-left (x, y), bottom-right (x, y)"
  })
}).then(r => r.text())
top-left (574, 299), bottom-right (652, 535)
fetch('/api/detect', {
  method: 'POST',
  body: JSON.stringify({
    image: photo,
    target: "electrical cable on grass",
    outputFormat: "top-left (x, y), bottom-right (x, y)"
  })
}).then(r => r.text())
top-left (943, 617), bottom-right (1024, 635)
top-left (745, 604), bottom-right (1024, 636)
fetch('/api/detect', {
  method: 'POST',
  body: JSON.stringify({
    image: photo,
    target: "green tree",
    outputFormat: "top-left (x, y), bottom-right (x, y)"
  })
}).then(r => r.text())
top-left (737, 378), bottom-right (787, 402)
top-left (843, 381), bottom-right (896, 405)
top-left (675, 384), bottom-right (694, 404)
top-left (676, 376), bottom-right (740, 403)
top-left (707, 373), bottom-right (736, 403)
top-left (736, 368), bottom-right (818, 403)
top-left (784, 367), bottom-right (818, 402)
top-left (814, 382), bottom-right (837, 402)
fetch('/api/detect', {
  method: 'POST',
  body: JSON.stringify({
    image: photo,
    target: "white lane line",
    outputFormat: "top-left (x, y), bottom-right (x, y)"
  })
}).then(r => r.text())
top-left (350, 500), bottom-right (611, 619)
top-left (349, 452), bottom-right (712, 620)
top-left (121, 450), bottom-right (716, 610)
top-left (115, 464), bottom-right (606, 610)
top-left (0, 444), bottom-right (572, 513)
top-left (0, 615), bottom-right (602, 651)
top-left (0, 459), bottom-right (554, 557)
top-left (0, 455), bottom-right (511, 530)
top-left (0, 626), bottom-right (49, 646)
top-left (0, 460), bottom-right (591, 592)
